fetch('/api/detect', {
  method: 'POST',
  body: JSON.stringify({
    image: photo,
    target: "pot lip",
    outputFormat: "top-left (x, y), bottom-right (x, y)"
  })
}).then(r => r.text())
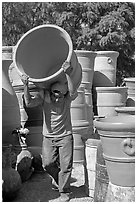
top-left (13, 24), bottom-right (73, 83)
top-left (74, 50), bottom-right (95, 53)
top-left (124, 77), bottom-right (135, 82)
top-left (115, 107), bottom-right (135, 113)
top-left (95, 86), bottom-right (128, 91)
top-left (94, 50), bottom-right (119, 56)
top-left (94, 115), bottom-right (135, 131)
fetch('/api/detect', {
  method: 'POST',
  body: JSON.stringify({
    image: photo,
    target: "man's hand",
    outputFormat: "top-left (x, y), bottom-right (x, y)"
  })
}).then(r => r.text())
top-left (21, 74), bottom-right (29, 86)
top-left (62, 61), bottom-right (73, 75)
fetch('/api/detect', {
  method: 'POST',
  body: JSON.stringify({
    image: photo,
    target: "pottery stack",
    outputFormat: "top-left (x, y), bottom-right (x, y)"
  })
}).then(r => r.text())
top-left (93, 51), bottom-right (135, 202)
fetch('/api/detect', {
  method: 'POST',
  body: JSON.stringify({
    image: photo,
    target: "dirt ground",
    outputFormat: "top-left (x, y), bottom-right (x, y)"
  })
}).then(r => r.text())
top-left (13, 163), bottom-right (94, 202)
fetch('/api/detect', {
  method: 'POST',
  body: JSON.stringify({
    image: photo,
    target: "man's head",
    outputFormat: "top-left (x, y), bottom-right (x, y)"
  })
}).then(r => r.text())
top-left (50, 82), bottom-right (68, 103)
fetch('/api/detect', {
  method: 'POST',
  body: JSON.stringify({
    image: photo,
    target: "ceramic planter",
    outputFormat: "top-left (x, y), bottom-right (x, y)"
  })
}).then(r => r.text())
top-left (2, 46), bottom-right (21, 144)
top-left (75, 50), bottom-right (96, 88)
top-left (13, 24), bottom-right (82, 91)
top-left (93, 51), bottom-right (119, 87)
top-left (93, 86), bottom-right (128, 117)
top-left (94, 115), bottom-right (135, 187)
top-left (124, 77), bottom-right (135, 107)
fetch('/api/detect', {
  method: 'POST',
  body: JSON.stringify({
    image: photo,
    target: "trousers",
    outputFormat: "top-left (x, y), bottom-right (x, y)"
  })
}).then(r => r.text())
top-left (42, 134), bottom-right (73, 193)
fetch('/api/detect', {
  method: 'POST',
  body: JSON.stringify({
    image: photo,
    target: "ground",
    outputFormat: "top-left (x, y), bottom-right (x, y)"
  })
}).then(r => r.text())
top-left (13, 163), bottom-right (94, 202)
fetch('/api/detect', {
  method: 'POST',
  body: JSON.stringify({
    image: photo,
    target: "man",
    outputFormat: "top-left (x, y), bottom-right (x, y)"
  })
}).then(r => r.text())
top-left (21, 62), bottom-right (78, 202)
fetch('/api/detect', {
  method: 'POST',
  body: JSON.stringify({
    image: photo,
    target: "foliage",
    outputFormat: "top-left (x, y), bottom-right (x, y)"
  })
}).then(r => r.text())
top-left (2, 2), bottom-right (135, 85)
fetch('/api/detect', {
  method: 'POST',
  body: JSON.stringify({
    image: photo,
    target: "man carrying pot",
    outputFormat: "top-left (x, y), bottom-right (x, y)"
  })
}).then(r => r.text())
top-left (21, 61), bottom-right (78, 202)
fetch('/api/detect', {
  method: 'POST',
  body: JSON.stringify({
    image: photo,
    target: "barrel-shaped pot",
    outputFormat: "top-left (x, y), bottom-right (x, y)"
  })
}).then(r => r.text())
top-left (94, 115), bottom-right (135, 187)
top-left (75, 50), bottom-right (96, 88)
top-left (93, 51), bottom-right (119, 87)
top-left (13, 24), bottom-right (82, 91)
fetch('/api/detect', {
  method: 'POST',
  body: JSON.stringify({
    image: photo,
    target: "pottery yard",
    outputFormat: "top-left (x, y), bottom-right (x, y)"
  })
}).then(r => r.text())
top-left (2, 2), bottom-right (135, 203)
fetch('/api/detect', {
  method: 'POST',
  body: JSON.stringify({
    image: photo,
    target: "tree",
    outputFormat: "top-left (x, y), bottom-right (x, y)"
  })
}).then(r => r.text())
top-left (2, 2), bottom-right (135, 85)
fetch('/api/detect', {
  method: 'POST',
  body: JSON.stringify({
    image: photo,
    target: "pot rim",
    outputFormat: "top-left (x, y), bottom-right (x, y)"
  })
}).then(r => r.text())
top-left (115, 107), bottom-right (135, 113)
top-left (124, 77), bottom-right (135, 82)
top-left (94, 115), bottom-right (135, 132)
top-left (94, 50), bottom-right (119, 56)
top-left (95, 86), bottom-right (128, 92)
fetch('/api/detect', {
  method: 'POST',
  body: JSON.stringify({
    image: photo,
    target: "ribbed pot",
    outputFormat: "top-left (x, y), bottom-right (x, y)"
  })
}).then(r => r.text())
top-left (93, 87), bottom-right (128, 117)
top-left (94, 115), bottom-right (135, 187)
top-left (93, 51), bottom-right (119, 87)
top-left (124, 77), bottom-right (135, 107)
top-left (75, 50), bottom-right (96, 88)
top-left (71, 86), bottom-right (89, 163)
top-left (2, 46), bottom-right (21, 144)
top-left (13, 24), bottom-right (82, 92)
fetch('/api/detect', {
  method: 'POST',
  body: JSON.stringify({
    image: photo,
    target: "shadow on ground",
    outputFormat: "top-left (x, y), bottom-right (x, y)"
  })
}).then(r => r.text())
top-left (13, 165), bottom-right (94, 202)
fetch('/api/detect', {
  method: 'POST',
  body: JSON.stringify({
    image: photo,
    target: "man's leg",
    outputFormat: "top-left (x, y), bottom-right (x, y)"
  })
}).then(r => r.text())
top-left (58, 134), bottom-right (73, 194)
top-left (42, 136), bottom-right (60, 185)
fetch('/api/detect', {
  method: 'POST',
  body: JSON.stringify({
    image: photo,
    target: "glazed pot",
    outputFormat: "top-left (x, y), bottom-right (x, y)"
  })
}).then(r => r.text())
top-left (93, 86), bottom-right (128, 117)
top-left (124, 77), bottom-right (135, 107)
top-left (13, 24), bottom-right (82, 92)
top-left (94, 115), bottom-right (135, 187)
top-left (93, 51), bottom-right (119, 87)
top-left (2, 46), bottom-right (21, 144)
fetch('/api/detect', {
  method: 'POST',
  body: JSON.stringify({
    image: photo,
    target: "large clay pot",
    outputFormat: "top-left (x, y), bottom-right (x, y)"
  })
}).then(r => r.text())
top-left (2, 46), bottom-right (21, 144)
top-left (71, 86), bottom-right (89, 163)
top-left (124, 77), bottom-right (135, 107)
top-left (93, 51), bottom-right (119, 87)
top-left (75, 50), bottom-right (96, 135)
top-left (74, 50), bottom-right (96, 88)
top-left (93, 86), bottom-right (128, 117)
top-left (13, 24), bottom-right (82, 91)
top-left (94, 115), bottom-right (135, 187)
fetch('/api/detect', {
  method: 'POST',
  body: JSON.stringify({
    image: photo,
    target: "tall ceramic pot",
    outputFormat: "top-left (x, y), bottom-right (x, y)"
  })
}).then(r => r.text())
top-left (13, 24), bottom-right (82, 92)
top-left (94, 115), bottom-right (135, 187)
top-left (93, 87), bottom-right (128, 117)
top-left (124, 77), bottom-right (135, 107)
top-left (75, 50), bottom-right (96, 137)
top-left (2, 46), bottom-right (21, 144)
top-left (93, 51), bottom-right (119, 87)
top-left (71, 86), bottom-right (89, 163)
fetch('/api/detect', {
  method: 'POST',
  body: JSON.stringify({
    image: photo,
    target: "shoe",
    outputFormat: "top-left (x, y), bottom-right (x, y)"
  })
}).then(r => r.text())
top-left (58, 193), bottom-right (71, 202)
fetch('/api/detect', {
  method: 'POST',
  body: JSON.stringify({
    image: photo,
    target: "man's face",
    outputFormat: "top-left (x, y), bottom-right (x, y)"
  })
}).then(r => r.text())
top-left (50, 90), bottom-right (64, 103)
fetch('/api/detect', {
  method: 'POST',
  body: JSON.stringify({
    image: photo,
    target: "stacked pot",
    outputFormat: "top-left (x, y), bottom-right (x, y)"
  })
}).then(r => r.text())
top-left (93, 51), bottom-right (135, 202)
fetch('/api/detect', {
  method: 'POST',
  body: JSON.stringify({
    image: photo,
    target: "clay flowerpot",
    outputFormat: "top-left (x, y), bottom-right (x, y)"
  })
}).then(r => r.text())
top-left (13, 24), bottom-right (82, 92)
top-left (75, 50), bottom-right (96, 88)
top-left (93, 51), bottom-right (119, 87)
top-left (124, 77), bottom-right (135, 107)
top-left (2, 46), bottom-right (21, 144)
top-left (93, 86), bottom-right (128, 117)
top-left (94, 115), bottom-right (135, 187)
